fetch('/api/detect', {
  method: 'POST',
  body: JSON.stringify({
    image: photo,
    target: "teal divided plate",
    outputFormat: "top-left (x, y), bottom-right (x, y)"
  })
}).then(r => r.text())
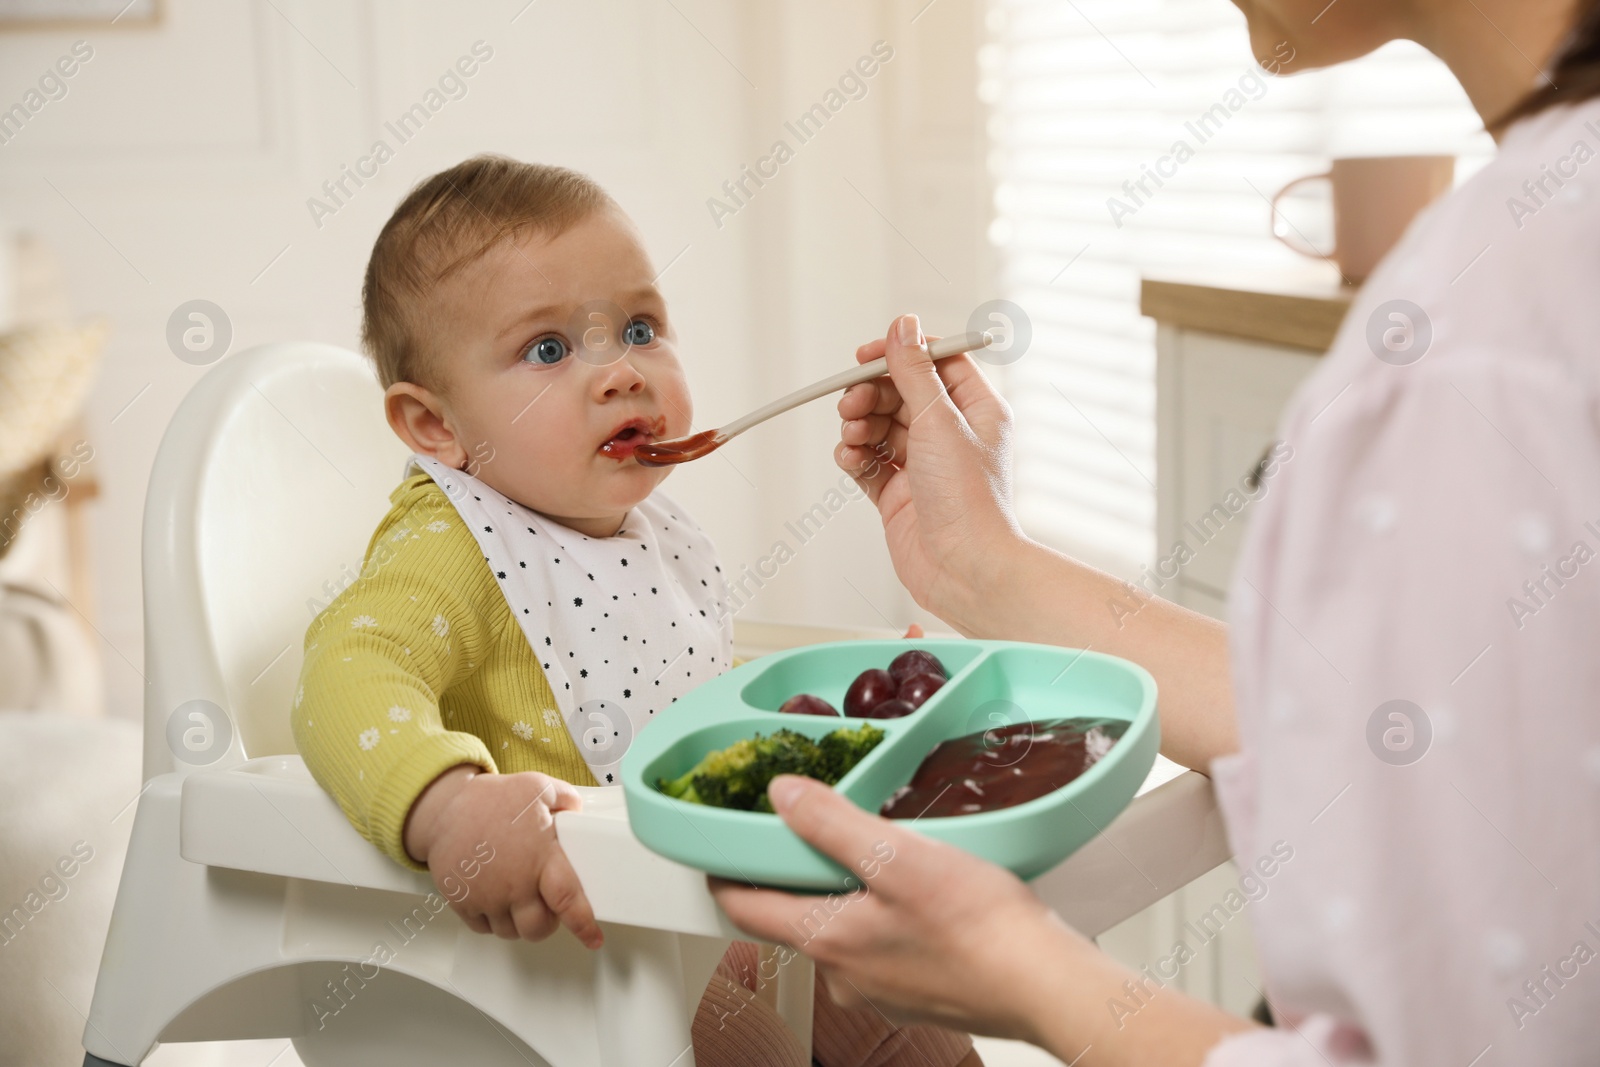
top-left (621, 639), bottom-right (1159, 891)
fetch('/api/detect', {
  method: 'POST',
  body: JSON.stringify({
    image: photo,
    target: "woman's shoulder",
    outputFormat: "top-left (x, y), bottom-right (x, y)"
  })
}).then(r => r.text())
top-left (1375, 97), bottom-right (1600, 359)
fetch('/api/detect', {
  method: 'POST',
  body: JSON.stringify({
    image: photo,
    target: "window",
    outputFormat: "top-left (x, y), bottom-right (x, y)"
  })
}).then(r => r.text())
top-left (980, 0), bottom-right (1493, 573)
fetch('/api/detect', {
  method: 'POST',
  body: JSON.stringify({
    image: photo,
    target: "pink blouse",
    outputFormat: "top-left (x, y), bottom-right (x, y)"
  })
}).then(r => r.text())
top-left (1204, 96), bottom-right (1600, 1065)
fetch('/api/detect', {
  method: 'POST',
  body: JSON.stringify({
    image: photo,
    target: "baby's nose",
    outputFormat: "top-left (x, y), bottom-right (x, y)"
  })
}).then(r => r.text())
top-left (593, 358), bottom-right (648, 397)
top-left (601, 376), bottom-right (645, 397)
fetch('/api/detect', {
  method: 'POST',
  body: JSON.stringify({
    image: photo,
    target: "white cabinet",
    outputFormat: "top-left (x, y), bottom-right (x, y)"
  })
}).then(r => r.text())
top-left (1146, 273), bottom-right (1349, 618)
top-left (1157, 326), bottom-right (1323, 607)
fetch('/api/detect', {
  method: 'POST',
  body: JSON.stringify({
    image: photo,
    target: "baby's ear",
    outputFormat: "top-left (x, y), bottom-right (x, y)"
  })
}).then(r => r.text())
top-left (385, 381), bottom-right (466, 467)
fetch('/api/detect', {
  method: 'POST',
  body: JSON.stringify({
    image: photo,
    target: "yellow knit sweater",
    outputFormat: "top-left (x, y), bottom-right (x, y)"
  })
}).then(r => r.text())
top-left (292, 472), bottom-right (604, 873)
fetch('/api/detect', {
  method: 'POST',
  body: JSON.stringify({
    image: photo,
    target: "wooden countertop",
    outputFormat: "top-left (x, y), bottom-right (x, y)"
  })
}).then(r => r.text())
top-left (1140, 268), bottom-right (1355, 352)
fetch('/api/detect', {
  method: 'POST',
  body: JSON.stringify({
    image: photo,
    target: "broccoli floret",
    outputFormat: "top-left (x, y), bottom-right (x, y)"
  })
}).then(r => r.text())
top-left (816, 722), bottom-right (886, 784)
top-left (657, 723), bottom-right (887, 811)
top-left (657, 729), bottom-right (821, 811)
top-left (657, 737), bottom-right (760, 805)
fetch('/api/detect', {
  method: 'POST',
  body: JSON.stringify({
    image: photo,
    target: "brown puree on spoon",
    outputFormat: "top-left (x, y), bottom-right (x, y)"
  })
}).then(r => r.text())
top-left (635, 330), bottom-right (999, 467)
top-left (633, 428), bottom-right (724, 467)
top-left (879, 716), bottom-right (1128, 819)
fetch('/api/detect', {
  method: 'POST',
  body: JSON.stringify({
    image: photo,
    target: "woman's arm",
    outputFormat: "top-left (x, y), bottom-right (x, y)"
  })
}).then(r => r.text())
top-left (967, 539), bottom-right (1237, 772)
top-left (710, 774), bottom-right (1256, 1064)
top-left (837, 314), bottom-right (1237, 770)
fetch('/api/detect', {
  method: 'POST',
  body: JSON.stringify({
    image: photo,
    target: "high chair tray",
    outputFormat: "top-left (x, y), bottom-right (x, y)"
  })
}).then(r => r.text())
top-left (621, 639), bottom-right (1159, 891)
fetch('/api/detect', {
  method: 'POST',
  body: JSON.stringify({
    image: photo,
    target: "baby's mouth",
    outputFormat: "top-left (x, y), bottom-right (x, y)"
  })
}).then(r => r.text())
top-left (598, 416), bottom-right (667, 461)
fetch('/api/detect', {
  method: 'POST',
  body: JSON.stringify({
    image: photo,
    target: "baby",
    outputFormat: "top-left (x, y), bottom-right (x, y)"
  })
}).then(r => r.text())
top-left (292, 155), bottom-right (979, 1067)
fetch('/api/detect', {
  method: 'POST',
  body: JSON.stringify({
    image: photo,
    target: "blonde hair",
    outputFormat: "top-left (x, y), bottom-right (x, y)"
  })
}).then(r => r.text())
top-left (360, 154), bottom-right (614, 390)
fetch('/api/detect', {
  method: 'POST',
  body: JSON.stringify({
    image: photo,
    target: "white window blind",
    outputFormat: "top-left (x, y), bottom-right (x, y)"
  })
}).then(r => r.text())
top-left (980, 0), bottom-right (1493, 573)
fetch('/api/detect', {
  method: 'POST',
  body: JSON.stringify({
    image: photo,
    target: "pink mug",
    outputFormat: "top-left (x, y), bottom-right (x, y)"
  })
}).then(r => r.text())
top-left (1270, 155), bottom-right (1455, 284)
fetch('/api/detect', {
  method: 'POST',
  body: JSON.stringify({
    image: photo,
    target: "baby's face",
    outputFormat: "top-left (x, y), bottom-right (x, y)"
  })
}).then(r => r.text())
top-left (418, 206), bottom-right (693, 536)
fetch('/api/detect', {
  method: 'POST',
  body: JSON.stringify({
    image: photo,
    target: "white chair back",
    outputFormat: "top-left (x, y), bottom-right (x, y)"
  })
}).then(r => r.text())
top-left (141, 343), bottom-right (409, 780)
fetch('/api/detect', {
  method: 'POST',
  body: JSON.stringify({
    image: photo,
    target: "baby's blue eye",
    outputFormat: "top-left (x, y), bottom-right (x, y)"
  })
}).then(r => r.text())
top-left (623, 319), bottom-right (656, 347)
top-left (524, 336), bottom-right (569, 365)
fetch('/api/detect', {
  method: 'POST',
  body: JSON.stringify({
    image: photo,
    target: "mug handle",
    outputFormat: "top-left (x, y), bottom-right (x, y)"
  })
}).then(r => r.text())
top-left (1270, 172), bottom-right (1335, 260)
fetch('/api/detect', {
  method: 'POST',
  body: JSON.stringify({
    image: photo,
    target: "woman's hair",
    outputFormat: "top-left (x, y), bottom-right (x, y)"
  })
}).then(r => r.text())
top-left (361, 154), bottom-right (615, 390)
top-left (1493, 0), bottom-right (1600, 131)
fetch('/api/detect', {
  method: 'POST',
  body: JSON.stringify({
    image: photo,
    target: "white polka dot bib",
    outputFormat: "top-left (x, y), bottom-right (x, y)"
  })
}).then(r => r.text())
top-left (407, 454), bottom-right (733, 786)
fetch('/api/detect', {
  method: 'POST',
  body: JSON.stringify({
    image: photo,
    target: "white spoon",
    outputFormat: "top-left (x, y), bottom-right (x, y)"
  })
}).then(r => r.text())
top-left (634, 329), bottom-right (997, 467)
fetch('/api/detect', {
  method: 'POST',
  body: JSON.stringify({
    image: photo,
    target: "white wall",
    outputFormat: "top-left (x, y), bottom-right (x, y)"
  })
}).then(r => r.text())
top-left (0, 0), bottom-right (989, 723)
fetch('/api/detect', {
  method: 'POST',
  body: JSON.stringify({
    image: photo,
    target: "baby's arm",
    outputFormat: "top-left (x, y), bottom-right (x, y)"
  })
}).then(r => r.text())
top-left (292, 498), bottom-right (599, 945)
top-left (403, 764), bottom-right (602, 947)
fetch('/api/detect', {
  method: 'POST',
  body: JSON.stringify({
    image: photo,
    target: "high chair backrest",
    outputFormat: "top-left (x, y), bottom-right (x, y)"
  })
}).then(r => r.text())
top-left (141, 343), bottom-right (410, 782)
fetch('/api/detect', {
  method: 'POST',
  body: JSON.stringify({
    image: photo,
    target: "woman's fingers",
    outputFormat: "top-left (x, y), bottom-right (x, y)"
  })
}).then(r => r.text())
top-left (880, 315), bottom-right (961, 431)
top-left (835, 442), bottom-right (895, 505)
top-left (839, 378), bottom-right (903, 423)
top-left (709, 778), bottom-right (904, 945)
top-left (874, 424), bottom-right (910, 469)
top-left (840, 413), bottom-right (892, 448)
top-left (816, 965), bottom-right (876, 1013)
top-left (707, 877), bottom-right (806, 948)
top-left (838, 407), bottom-right (909, 466)
top-left (854, 336), bottom-right (888, 365)
top-left (766, 776), bottom-right (915, 879)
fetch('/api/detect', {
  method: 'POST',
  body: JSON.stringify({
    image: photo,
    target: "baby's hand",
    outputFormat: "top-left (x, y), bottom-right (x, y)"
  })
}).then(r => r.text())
top-left (403, 765), bottom-right (603, 949)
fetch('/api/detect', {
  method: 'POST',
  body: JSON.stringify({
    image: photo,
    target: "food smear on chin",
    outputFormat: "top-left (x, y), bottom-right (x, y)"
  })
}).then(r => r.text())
top-left (879, 717), bottom-right (1128, 819)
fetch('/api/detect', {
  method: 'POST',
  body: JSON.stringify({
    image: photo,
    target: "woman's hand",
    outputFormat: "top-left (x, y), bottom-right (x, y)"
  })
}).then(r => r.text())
top-left (836, 314), bottom-right (1025, 631)
top-left (709, 774), bottom-right (1086, 1045)
top-left (841, 313), bottom-right (1240, 772)
top-left (710, 775), bottom-right (1255, 1065)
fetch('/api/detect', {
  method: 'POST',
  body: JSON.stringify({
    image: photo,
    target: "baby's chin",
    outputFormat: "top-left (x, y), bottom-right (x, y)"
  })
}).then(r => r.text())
top-left (463, 459), bottom-right (659, 518)
top-left (591, 465), bottom-right (668, 509)
top-left (530, 464), bottom-right (669, 522)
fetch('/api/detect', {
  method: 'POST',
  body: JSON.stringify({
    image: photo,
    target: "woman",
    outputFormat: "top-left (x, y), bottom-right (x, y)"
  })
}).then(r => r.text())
top-left (711, 0), bottom-right (1600, 1062)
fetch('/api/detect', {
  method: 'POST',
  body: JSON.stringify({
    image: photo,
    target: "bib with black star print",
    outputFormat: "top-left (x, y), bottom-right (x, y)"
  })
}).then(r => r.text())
top-left (408, 454), bottom-right (733, 786)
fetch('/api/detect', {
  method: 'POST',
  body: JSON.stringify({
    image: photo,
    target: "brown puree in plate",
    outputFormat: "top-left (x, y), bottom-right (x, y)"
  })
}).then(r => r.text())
top-left (879, 717), bottom-right (1128, 820)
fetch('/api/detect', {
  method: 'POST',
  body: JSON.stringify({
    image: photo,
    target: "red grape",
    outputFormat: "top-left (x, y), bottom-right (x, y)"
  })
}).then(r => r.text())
top-left (896, 671), bottom-right (945, 709)
top-left (864, 698), bottom-right (917, 719)
top-left (844, 668), bottom-right (898, 717)
top-left (889, 649), bottom-right (947, 683)
top-left (779, 693), bottom-right (840, 717)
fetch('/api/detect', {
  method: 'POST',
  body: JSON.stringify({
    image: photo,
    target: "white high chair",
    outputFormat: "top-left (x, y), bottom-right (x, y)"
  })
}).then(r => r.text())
top-left (80, 342), bottom-right (812, 1067)
top-left (82, 342), bottom-right (1233, 1067)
